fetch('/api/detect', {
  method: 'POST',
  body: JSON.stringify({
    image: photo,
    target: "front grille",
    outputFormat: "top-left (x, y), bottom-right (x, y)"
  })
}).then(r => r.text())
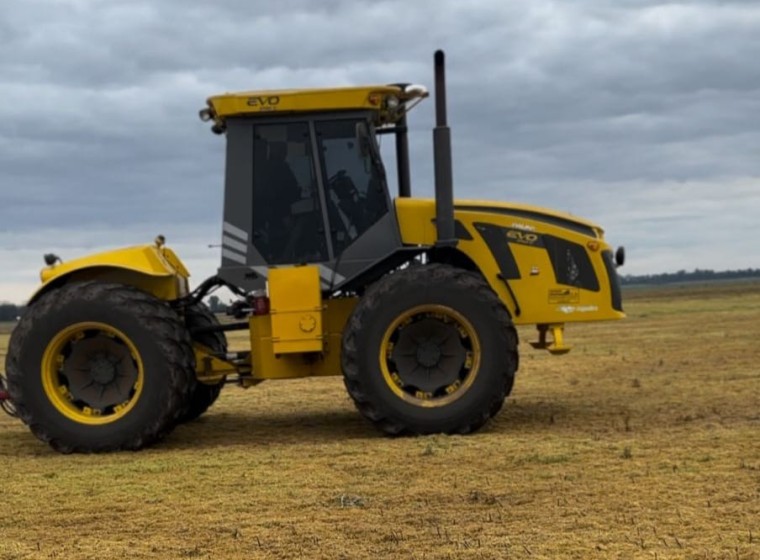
top-left (544, 236), bottom-right (599, 291)
top-left (602, 250), bottom-right (624, 311)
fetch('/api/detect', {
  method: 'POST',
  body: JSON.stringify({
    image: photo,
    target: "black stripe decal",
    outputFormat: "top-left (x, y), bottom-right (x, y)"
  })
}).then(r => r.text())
top-left (474, 223), bottom-right (520, 280)
top-left (457, 205), bottom-right (597, 238)
top-left (455, 220), bottom-right (473, 241)
top-left (430, 219), bottom-right (474, 241)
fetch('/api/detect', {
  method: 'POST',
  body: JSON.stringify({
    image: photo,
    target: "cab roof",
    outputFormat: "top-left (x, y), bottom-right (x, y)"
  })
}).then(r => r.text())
top-left (201, 84), bottom-right (428, 131)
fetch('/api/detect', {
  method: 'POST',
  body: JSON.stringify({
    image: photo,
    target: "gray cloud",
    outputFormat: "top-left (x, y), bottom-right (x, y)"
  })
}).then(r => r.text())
top-left (1, 0), bottom-right (759, 302)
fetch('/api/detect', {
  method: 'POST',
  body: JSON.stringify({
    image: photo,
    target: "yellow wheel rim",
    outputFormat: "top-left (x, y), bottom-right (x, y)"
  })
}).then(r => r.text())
top-left (379, 305), bottom-right (481, 408)
top-left (41, 322), bottom-right (144, 425)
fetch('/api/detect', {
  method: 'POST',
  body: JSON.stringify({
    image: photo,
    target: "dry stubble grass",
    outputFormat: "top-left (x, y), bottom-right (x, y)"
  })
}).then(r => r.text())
top-left (0, 282), bottom-right (758, 559)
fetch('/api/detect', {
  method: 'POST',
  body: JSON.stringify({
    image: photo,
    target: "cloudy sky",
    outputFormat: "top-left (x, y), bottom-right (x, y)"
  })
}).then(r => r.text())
top-left (1, 0), bottom-right (759, 303)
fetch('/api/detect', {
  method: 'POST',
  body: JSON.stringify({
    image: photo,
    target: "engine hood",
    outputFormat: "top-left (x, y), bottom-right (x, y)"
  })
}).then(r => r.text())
top-left (453, 199), bottom-right (603, 238)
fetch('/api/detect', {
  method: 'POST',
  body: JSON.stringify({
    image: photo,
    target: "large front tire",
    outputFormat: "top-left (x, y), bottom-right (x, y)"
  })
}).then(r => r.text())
top-left (5, 282), bottom-right (195, 453)
top-left (342, 264), bottom-right (518, 435)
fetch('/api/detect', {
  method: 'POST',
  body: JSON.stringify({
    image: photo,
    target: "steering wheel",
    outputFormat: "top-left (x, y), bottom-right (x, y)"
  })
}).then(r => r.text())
top-left (328, 170), bottom-right (347, 184)
top-left (328, 170), bottom-right (359, 202)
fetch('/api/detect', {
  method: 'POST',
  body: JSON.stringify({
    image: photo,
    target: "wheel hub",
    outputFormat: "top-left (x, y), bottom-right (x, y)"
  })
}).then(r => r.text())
top-left (62, 333), bottom-right (139, 410)
top-left (416, 341), bottom-right (442, 368)
top-left (389, 316), bottom-right (468, 395)
top-left (89, 353), bottom-right (119, 384)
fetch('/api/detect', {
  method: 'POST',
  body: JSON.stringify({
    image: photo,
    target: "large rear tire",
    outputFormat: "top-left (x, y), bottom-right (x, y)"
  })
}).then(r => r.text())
top-left (342, 264), bottom-right (518, 435)
top-left (178, 303), bottom-right (227, 423)
top-left (5, 282), bottom-right (195, 453)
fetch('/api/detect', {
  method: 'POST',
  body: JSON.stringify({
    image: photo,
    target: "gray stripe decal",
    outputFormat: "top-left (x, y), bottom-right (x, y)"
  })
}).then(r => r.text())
top-left (318, 264), bottom-right (346, 285)
top-left (250, 266), bottom-right (269, 278)
top-left (223, 221), bottom-right (249, 242)
top-left (222, 235), bottom-right (247, 254)
top-left (222, 248), bottom-right (247, 264)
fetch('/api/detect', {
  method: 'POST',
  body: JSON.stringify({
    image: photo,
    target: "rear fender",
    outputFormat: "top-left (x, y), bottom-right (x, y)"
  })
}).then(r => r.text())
top-left (29, 245), bottom-right (190, 304)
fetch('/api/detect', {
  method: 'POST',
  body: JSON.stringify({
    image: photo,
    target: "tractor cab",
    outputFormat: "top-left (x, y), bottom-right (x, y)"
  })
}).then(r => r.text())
top-left (201, 85), bottom-right (430, 292)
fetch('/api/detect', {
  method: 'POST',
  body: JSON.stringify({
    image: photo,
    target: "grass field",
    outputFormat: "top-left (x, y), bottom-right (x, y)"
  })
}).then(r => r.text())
top-left (1, 282), bottom-right (758, 559)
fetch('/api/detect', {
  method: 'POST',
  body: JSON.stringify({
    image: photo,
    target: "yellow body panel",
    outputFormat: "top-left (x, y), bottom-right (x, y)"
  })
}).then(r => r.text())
top-left (269, 266), bottom-right (324, 354)
top-left (205, 85), bottom-right (427, 127)
top-left (250, 298), bottom-right (357, 379)
top-left (395, 198), bottom-right (625, 325)
top-left (452, 198), bottom-right (603, 233)
top-left (193, 344), bottom-right (241, 385)
top-left (31, 244), bottom-right (189, 303)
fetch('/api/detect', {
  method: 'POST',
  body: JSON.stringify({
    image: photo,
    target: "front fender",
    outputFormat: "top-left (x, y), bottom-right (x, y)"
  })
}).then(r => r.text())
top-left (29, 244), bottom-right (190, 304)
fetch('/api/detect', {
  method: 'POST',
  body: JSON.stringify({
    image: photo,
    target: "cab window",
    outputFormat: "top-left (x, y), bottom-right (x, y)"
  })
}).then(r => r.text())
top-left (315, 119), bottom-right (389, 255)
top-left (251, 122), bottom-right (328, 264)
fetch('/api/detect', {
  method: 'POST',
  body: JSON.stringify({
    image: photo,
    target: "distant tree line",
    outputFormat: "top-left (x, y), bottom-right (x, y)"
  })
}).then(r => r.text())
top-left (621, 268), bottom-right (760, 286)
top-left (206, 295), bottom-right (228, 313)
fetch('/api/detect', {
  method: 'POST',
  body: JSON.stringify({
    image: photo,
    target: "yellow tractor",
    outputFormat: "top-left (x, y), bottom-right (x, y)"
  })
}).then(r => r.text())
top-left (4, 51), bottom-right (625, 452)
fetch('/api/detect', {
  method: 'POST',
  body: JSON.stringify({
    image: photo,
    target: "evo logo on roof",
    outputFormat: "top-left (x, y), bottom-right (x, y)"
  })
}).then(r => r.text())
top-left (246, 96), bottom-right (281, 110)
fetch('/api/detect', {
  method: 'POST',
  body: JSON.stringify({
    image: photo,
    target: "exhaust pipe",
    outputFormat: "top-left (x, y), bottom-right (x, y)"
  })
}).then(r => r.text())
top-left (433, 50), bottom-right (457, 247)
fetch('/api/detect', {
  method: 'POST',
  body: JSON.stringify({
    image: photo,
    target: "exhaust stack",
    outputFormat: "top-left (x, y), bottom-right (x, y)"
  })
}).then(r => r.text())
top-left (433, 50), bottom-right (457, 247)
